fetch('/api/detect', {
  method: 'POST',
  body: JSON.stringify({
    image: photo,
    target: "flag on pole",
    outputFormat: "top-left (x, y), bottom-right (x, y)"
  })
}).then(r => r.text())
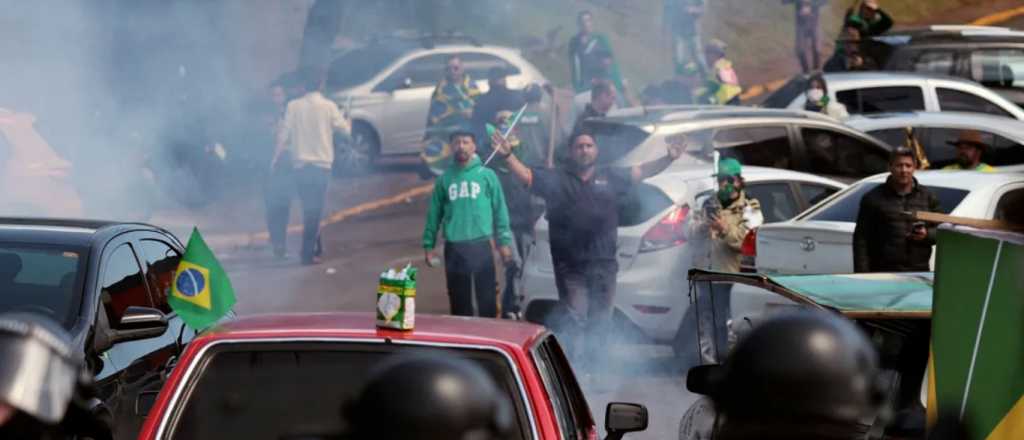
top-left (169, 228), bottom-right (236, 331)
top-left (929, 226), bottom-right (1024, 439)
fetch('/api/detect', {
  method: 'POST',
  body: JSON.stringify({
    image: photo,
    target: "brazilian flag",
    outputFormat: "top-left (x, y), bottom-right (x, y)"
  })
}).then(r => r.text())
top-left (929, 227), bottom-right (1024, 439)
top-left (169, 228), bottom-right (236, 330)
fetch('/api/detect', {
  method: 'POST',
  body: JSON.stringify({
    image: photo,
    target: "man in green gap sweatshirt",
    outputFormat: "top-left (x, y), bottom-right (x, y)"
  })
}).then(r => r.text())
top-left (423, 131), bottom-right (513, 317)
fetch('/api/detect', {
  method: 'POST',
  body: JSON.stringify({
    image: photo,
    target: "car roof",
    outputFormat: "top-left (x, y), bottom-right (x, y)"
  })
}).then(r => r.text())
top-left (846, 111), bottom-right (1024, 137)
top-left (820, 71), bottom-right (975, 85)
top-left (658, 164), bottom-right (847, 187)
top-left (860, 169), bottom-right (1024, 190)
top-left (603, 105), bottom-right (837, 126)
top-left (0, 218), bottom-right (160, 247)
top-left (204, 312), bottom-right (548, 349)
top-left (877, 25), bottom-right (1024, 44)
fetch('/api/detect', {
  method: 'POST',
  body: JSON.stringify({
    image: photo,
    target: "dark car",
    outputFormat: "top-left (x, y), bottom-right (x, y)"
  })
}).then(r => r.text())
top-left (0, 218), bottom-right (199, 439)
top-left (872, 25), bottom-right (1024, 108)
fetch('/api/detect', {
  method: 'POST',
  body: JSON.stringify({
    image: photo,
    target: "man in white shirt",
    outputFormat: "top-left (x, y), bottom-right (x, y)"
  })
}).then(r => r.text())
top-left (273, 69), bottom-right (351, 265)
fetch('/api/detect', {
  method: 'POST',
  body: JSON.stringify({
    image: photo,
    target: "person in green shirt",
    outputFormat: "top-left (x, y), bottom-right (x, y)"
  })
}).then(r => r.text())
top-left (423, 131), bottom-right (513, 317)
top-left (568, 10), bottom-right (624, 95)
top-left (943, 130), bottom-right (997, 172)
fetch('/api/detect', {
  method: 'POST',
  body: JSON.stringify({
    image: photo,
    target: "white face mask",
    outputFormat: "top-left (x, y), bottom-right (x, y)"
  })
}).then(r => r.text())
top-left (807, 88), bottom-right (825, 103)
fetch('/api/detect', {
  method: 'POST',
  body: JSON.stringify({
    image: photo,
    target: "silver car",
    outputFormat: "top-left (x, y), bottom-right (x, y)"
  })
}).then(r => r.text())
top-left (763, 71), bottom-right (1024, 120)
top-left (326, 36), bottom-right (547, 169)
top-left (844, 111), bottom-right (1024, 172)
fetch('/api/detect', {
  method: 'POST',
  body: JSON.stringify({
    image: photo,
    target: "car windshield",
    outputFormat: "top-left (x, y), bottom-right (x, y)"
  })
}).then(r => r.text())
top-left (805, 182), bottom-right (969, 222)
top-left (326, 44), bottom-right (411, 91)
top-left (619, 183), bottom-right (673, 227)
top-left (168, 342), bottom-right (531, 440)
top-left (0, 244), bottom-right (86, 329)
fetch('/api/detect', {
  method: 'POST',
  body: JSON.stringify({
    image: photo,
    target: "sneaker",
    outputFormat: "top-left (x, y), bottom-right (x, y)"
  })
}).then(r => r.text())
top-left (301, 256), bottom-right (323, 266)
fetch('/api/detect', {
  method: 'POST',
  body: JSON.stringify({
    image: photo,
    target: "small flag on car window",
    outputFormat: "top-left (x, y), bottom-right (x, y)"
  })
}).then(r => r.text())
top-left (169, 228), bottom-right (236, 331)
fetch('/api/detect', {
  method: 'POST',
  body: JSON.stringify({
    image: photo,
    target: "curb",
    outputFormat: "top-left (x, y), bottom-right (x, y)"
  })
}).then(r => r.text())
top-left (740, 4), bottom-right (1024, 100)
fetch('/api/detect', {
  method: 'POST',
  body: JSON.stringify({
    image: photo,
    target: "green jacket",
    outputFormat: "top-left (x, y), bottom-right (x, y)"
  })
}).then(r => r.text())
top-left (423, 155), bottom-right (512, 249)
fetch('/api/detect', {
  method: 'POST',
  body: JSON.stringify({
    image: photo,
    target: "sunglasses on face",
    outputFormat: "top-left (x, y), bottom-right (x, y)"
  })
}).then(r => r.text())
top-left (718, 176), bottom-right (738, 184)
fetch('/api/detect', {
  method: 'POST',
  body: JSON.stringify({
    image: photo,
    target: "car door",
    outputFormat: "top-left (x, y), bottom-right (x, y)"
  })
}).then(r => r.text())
top-left (919, 127), bottom-right (1024, 169)
top-left (796, 126), bottom-right (890, 180)
top-left (376, 53), bottom-right (450, 152)
top-left (531, 334), bottom-right (596, 440)
top-left (95, 238), bottom-right (164, 439)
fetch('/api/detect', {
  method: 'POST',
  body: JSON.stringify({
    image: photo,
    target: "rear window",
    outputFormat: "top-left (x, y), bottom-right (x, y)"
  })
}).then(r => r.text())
top-left (837, 87), bottom-right (926, 114)
top-left (762, 76), bottom-right (808, 109)
top-left (806, 182), bottom-right (969, 222)
top-left (583, 121), bottom-right (652, 166)
top-left (168, 343), bottom-right (531, 440)
top-left (0, 243), bottom-right (86, 329)
top-left (618, 183), bottom-right (673, 227)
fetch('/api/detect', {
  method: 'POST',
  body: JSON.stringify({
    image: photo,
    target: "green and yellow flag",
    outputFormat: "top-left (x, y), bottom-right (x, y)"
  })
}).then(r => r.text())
top-left (929, 227), bottom-right (1024, 439)
top-left (169, 228), bottom-right (236, 330)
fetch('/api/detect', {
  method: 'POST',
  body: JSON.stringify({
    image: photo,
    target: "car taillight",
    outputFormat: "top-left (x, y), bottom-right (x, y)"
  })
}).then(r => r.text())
top-left (639, 205), bottom-right (690, 253)
top-left (741, 229), bottom-right (757, 257)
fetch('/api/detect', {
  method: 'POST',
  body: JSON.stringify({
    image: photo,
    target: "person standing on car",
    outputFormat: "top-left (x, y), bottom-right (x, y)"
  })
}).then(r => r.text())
top-left (688, 158), bottom-right (763, 363)
top-left (423, 131), bottom-right (514, 318)
top-left (804, 73), bottom-right (849, 120)
top-left (273, 68), bottom-right (351, 265)
top-left (568, 10), bottom-right (623, 95)
top-left (942, 130), bottom-right (996, 172)
top-left (472, 67), bottom-right (525, 142)
top-left (844, 0), bottom-right (893, 38)
top-left (823, 24), bottom-right (878, 72)
top-left (490, 129), bottom-right (685, 363)
top-left (853, 147), bottom-right (940, 273)
top-left (783, 0), bottom-right (827, 73)
top-left (665, 0), bottom-right (708, 78)
top-left (700, 39), bottom-right (743, 105)
top-left (427, 55), bottom-right (481, 132)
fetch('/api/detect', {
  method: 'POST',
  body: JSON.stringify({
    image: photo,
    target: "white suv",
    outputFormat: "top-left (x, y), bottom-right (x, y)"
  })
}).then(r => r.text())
top-left (326, 35), bottom-right (547, 171)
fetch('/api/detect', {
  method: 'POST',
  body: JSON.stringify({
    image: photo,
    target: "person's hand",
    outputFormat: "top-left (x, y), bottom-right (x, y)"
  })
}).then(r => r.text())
top-left (491, 132), bottom-right (512, 157)
top-left (425, 249), bottom-right (440, 267)
top-left (864, 0), bottom-right (879, 10)
top-left (499, 246), bottom-right (514, 264)
top-left (710, 216), bottom-right (728, 234)
top-left (666, 135), bottom-right (686, 160)
top-left (908, 224), bottom-right (928, 241)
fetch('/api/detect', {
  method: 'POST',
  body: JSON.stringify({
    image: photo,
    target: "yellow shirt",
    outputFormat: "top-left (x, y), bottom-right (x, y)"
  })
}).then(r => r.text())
top-left (942, 163), bottom-right (996, 172)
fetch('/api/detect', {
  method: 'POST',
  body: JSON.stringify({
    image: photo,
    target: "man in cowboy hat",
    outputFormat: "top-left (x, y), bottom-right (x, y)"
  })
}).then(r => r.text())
top-left (943, 130), bottom-right (996, 172)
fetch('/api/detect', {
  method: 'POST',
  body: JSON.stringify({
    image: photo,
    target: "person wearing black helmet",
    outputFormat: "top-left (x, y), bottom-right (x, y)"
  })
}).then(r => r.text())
top-left (0, 313), bottom-right (111, 440)
top-left (343, 354), bottom-right (514, 440)
top-left (681, 311), bottom-right (886, 440)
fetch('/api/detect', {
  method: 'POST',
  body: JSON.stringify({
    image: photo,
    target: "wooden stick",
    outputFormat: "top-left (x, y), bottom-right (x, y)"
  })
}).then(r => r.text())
top-left (914, 211), bottom-right (1024, 232)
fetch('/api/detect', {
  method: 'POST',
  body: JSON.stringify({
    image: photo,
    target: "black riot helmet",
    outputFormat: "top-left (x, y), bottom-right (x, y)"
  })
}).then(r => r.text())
top-left (0, 312), bottom-right (109, 439)
top-left (344, 354), bottom-right (514, 440)
top-left (688, 311), bottom-right (885, 440)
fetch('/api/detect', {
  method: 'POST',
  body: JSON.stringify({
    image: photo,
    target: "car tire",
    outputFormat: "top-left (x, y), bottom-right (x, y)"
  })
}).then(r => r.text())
top-left (333, 121), bottom-right (379, 177)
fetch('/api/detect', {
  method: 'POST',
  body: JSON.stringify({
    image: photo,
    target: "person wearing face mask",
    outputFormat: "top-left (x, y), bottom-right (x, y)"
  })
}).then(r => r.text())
top-left (803, 73), bottom-right (849, 120)
top-left (689, 158), bottom-right (763, 363)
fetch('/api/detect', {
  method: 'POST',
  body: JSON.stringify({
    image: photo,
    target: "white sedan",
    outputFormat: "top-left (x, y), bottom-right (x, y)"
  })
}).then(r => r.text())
top-left (520, 165), bottom-right (846, 357)
top-left (754, 170), bottom-right (1024, 275)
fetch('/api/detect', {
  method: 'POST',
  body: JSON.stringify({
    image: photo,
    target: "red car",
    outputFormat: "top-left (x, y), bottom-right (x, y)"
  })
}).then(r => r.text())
top-left (137, 313), bottom-right (648, 440)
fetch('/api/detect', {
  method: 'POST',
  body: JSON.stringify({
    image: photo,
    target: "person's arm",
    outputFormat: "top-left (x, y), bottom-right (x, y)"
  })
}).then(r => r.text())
top-left (852, 197), bottom-right (874, 273)
top-left (630, 136), bottom-right (685, 182)
top-left (568, 38), bottom-right (582, 92)
top-left (427, 86), bottom-right (452, 128)
top-left (490, 173), bottom-right (514, 262)
top-left (422, 178), bottom-right (446, 252)
top-left (272, 104), bottom-right (293, 168)
top-left (871, 8), bottom-right (894, 35)
top-left (491, 132), bottom-right (534, 187)
top-left (330, 101), bottom-right (351, 137)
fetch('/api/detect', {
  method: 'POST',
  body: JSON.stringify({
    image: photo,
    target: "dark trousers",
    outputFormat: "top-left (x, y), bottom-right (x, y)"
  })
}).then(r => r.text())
top-left (265, 164), bottom-right (293, 253)
top-left (444, 239), bottom-right (497, 317)
top-left (552, 257), bottom-right (618, 363)
top-left (294, 165), bottom-right (330, 262)
top-left (501, 229), bottom-right (532, 315)
top-left (795, 22), bottom-right (821, 73)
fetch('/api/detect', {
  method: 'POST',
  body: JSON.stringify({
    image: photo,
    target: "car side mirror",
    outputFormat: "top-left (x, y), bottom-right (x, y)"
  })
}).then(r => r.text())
top-left (604, 402), bottom-right (648, 440)
top-left (686, 364), bottom-right (725, 395)
top-left (112, 306), bottom-right (169, 343)
top-left (134, 390), bottom-right (160, 417)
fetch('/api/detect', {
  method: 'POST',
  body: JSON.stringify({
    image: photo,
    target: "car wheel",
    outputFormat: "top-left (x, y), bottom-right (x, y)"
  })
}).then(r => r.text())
top-left (333, 121), bottom-right (379, 176)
